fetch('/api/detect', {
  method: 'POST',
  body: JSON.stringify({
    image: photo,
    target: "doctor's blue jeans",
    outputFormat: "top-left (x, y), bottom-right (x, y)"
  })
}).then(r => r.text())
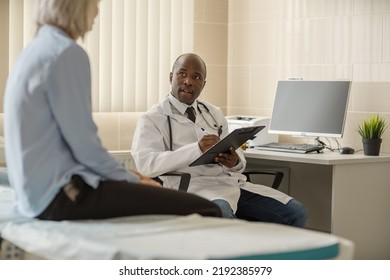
top-left (214, 189), bottom-right (308, 228)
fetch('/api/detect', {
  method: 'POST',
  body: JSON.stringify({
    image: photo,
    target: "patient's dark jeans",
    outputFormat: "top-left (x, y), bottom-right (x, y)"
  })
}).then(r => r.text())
top-left (37, 175), bottom-right (221, 221)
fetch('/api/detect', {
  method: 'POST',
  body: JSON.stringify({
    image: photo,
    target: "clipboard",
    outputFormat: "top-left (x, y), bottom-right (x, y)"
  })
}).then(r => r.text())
top-left (189, 125), bottom-right (265, 166)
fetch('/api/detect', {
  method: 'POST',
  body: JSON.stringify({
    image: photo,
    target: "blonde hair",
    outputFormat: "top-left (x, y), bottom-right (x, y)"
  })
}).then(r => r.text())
top-left (34, 0), bottom-right (93, 40)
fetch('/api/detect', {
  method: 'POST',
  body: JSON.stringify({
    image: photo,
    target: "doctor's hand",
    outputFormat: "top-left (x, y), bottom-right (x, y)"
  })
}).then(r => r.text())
top-left (130, 170), bottom-right (162, 187)
top-left (198, 134), bottom-right (220, 153)
top-left (215, 147), bottom-right (239, 168)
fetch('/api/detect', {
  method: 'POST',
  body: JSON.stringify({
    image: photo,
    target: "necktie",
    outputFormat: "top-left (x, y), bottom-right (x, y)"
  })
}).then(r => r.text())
top-left (186, 106), bottom-right (196, 123)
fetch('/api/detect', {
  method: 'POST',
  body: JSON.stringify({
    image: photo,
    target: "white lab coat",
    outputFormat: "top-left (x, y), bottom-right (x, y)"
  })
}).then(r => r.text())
top-left (131, 96), bottom-right (291, 212)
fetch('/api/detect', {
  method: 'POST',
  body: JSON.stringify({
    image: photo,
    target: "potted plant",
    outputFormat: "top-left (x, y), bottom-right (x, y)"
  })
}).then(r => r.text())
top-left (357, 114), bottom-right (388, 155)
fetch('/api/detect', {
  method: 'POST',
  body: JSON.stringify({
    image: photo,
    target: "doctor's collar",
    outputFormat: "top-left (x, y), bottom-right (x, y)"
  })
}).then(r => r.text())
top-left (168, 93), bottom-right (198, 115)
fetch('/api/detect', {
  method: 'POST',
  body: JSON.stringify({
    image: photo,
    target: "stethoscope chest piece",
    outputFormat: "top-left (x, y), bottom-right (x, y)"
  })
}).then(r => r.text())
top-left (196, 102), bottom-right (222, 137)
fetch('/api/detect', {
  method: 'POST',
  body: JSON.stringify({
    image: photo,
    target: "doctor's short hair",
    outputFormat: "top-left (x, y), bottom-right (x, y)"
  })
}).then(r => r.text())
top-left (172, 53), bottom-right (207, 79)
top-left (34, 0), bottom-right (94, 40)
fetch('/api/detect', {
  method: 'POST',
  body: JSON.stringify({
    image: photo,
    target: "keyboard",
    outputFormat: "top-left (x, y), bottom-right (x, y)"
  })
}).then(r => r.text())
top-left (255, 142), bottom-right (324, 154)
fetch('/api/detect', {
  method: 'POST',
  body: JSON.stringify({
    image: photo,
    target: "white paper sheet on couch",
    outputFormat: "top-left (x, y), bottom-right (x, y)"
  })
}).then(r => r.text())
top-left (2, 215), bottom-right (351, 260)
top-left (0, 186), bottom-right (354, 260)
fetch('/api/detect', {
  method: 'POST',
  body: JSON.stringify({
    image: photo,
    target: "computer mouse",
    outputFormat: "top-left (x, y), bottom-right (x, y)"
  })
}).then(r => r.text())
top-left (340, 147), bottom-right (355, 154)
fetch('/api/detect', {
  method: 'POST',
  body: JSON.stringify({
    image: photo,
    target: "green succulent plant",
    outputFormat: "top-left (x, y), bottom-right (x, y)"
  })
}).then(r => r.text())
top-left (357, 114), bottom-right (388, 139)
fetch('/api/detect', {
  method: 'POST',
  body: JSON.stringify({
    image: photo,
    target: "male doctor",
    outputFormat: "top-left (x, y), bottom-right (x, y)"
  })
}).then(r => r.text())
top-left (131, 53), bottom-right (307, 227)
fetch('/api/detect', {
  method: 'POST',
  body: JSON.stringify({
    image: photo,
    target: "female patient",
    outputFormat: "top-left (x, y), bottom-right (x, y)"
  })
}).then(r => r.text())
top-left (4, 0), bottom-right (221, 220)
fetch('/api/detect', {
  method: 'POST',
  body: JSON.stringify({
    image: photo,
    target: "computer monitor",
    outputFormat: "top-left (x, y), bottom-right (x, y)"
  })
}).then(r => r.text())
top-left (268, 80), bottom-right (351, 138)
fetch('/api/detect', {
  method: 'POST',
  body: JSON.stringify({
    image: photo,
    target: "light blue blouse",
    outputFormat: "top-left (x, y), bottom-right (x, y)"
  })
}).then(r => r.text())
top-left (4, 25), bottom-right (139, 218)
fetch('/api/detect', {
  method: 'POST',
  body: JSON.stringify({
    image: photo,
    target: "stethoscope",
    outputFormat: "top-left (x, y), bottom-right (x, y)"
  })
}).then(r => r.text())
top-left (167, 101), bottom-right (223, 151)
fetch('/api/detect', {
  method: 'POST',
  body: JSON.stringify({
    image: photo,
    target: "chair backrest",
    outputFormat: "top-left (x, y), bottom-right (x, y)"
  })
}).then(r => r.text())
top-left (242, 169), bottom-right (284, 189)
top-left (154, 172), bottom-right (191, 192)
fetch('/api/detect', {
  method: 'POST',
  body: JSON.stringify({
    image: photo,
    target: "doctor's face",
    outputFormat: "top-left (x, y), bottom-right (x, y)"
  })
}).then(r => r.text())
top-left (170, 54), bottom-right (206, 105)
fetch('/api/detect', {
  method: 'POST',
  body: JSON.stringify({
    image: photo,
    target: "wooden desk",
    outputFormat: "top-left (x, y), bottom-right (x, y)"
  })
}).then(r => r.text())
top-left (244, 149), bottom-right (390, 259)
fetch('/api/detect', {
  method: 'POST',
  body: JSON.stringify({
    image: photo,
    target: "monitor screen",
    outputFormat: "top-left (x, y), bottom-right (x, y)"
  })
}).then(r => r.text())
top-left (268, 80), bottom-right (351, 138)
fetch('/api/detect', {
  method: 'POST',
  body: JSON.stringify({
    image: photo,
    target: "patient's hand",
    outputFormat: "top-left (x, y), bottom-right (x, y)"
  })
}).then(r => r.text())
top-left (130, 170), bottom-right (162, 187)
top-left (139, 176), bottom-right (162, 187)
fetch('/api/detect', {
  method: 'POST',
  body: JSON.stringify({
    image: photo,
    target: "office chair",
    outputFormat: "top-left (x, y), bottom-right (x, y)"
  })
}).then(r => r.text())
top-left (156, 169), bottom-right (283, 192)
top-left (155, 171), bottom-right (191, 192)
top-left (242, 169), bottom-right (284, 190)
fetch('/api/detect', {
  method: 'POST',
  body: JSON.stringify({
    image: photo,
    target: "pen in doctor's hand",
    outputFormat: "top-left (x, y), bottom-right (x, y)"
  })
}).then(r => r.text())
top-left (198, 129), bottom-right (220, 153)
top-left (200, 128), bottom-right (210, 134)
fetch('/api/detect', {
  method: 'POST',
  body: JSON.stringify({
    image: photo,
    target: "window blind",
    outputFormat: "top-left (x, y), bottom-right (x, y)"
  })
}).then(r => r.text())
top-left (1, 0), bottom-right (194, 112)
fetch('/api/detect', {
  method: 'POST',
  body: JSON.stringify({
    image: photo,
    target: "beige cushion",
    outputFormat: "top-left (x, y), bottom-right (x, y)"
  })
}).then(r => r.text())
top-left (93, 112), bottom-right (143, 150)
top-left (0, 112), bottom-right (143, 158)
